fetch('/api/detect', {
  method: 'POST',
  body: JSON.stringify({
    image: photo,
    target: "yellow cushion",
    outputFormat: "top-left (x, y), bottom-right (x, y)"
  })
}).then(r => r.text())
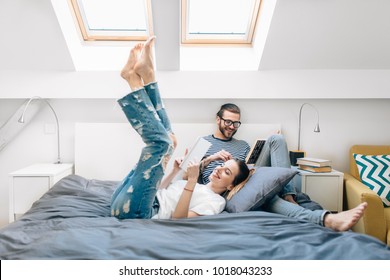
top-left (385, 207), bottom-right (390, 245)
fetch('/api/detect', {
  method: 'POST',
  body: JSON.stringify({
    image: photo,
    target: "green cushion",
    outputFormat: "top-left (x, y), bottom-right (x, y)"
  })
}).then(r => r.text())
top-left (354, 154), bottom-right (390, 207)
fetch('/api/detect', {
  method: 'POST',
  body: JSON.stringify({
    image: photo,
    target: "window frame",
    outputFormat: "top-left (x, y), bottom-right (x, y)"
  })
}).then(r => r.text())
top-left (181, 0), bottom-right (262, 45)
top-left (69, 0), bottom-right (154, 42)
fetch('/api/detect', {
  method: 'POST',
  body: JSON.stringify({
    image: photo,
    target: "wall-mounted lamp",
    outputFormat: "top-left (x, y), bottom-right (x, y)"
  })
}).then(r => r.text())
top-left (298, 103), bottom-right (320, 151)
top-left (290, 103), bottom-right (321, 166)
top-left (18, 96), bottom-right (61, 164)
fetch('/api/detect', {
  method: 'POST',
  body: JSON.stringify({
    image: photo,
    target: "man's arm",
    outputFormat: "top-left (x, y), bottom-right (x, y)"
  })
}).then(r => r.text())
top-left (200, 150), bottom-right (232, 171)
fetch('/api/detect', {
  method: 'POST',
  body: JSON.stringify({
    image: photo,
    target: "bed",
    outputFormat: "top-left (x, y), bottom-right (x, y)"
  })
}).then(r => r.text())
top-left (1, 123), bottom-right (390, 260)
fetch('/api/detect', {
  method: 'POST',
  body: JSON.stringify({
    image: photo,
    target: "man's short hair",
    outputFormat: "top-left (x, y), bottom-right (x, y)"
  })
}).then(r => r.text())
top-left (217, 103), bottom-right (241, 118)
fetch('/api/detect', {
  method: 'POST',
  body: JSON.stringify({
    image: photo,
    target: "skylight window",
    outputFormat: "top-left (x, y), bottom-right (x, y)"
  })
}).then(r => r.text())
top-left (181, 0), bottom-right (262, 44)
top-left (70, 0), bottom-right (153, 41)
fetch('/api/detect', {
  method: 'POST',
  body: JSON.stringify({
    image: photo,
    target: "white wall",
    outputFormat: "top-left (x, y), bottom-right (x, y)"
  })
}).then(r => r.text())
top-left (1, 97), bottom-right (389, 228)
top-left (2, 70), bottom-right (390, 98)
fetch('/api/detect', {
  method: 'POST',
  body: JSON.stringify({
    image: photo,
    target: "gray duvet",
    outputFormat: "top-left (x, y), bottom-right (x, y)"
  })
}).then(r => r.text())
top-left (0, 175), bottom-right (389, 260)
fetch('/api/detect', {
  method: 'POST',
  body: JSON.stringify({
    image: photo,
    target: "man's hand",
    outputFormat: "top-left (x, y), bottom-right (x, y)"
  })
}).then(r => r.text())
top-left (210, 149), bottom-right (232, 162)
top-left (201, 149), bottom-right (232, 172)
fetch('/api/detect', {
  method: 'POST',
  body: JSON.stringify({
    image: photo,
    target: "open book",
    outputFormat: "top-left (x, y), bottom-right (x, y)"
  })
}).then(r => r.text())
top-left (179, 137), bottom-right (212, 171)
top-left (246, 139), bottom-right (266, 165)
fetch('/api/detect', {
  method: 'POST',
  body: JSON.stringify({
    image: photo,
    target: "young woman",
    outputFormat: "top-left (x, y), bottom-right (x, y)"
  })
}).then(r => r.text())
top-left (110, 37), bottom-right (250, 220)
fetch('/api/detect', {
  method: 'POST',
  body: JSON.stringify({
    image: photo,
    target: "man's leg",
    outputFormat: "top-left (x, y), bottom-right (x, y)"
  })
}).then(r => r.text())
top-left (255, 134), bottom-right (296, 198)
top-left (265, 195), bottom-right (327, 225)
top-left (266, 196), bottom-right (368, 231)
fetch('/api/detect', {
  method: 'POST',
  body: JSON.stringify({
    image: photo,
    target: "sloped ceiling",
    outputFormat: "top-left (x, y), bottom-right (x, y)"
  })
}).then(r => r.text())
top-left (1, 0), bottom-right (390, 72)
top-left (0, 0), bottom-right (74, 71)
top-left (260, 0), bottom-right (390, 69)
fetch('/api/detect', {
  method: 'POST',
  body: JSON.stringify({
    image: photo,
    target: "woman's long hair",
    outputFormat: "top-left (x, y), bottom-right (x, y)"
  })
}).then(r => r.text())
top-left (226, 159), bottom-right (253, 200)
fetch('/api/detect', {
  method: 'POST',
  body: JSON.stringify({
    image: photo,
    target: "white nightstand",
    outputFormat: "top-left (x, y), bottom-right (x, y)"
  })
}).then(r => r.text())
top-left (293, 167), bottom-right (344, 212)
top-left (9, 163), bottom-right (74, 222)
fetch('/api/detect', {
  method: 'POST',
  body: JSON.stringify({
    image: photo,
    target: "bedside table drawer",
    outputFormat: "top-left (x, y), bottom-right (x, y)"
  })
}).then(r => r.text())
top-left (13, 177), bottom-right (50, 214)
top-left (303, 176), bottom-right (340, 212)
top-left (9, 163), bottom-right (74, 223)
top-left (294, 167), bottom-right (344, 212)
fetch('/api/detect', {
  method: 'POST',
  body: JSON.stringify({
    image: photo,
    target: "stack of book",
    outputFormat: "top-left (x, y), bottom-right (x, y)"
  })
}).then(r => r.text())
top-left (296, 157), bottom-right (332, 173)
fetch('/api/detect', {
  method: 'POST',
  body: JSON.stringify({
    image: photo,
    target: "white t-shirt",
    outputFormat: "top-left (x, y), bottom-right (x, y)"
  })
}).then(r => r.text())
top-left (153, 180), bottom-right (226, 219)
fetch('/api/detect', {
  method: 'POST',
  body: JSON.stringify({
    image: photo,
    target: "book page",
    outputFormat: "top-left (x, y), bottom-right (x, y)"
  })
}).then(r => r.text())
top-left (246, 139), bottom-right (266, 164)
top-left (179, 137), bottom-right (212, 171)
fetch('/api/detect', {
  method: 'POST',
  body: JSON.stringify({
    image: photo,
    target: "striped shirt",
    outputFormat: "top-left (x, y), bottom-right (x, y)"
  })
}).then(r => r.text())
top-left (200, 135), bottom-right (250, 184)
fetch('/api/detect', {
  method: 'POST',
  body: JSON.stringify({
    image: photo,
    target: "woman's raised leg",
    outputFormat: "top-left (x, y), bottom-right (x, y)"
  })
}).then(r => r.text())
top-left (111, 40), bottom-right (173, 219)
top-left (135, 36), bottom-right (176, 162)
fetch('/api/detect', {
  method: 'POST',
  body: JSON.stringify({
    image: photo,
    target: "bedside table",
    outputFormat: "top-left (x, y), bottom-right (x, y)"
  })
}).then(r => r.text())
top-left (9, 163), bottom-right (74, 222)
top-left (293, 167), bottom-right (344, 212)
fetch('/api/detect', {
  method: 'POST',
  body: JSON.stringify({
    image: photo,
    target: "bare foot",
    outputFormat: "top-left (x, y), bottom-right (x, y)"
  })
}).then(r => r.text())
top-left (121, 43), bottom-right (142, 78)
top-left (134, 36), bottom-right (156, 84)
top-left (324, 202), bottom-right (367, 231)
top-left (121, 44), bottom-right (143, 91)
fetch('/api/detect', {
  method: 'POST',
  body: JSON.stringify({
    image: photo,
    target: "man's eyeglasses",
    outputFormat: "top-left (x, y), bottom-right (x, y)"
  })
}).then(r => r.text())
top-left (220, 117), bottom-right (241, 128)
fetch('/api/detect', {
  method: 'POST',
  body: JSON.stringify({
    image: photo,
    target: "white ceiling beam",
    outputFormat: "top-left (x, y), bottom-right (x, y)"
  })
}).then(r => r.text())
top-left (151, 0), bottom-right (180, 70)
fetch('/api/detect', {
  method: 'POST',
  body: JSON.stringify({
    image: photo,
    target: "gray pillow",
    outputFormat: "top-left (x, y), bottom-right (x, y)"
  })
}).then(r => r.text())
top-left (225, 167), bottom-right (298, 213)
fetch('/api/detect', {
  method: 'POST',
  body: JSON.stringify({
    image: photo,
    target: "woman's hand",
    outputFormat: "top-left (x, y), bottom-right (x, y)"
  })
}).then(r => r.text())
top-left (172, 160), bottom-right (200, 219)
top-left (173, 157), bottom-right (183, 171)
top-left (158, 149), bottom-right (188, 189)
top-left (173, 149), bottom-right (188, 171)
top-left (186, 159), bottom-right (200, 182)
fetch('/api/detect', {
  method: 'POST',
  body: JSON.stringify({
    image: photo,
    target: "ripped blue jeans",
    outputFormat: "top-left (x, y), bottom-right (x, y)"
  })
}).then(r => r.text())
top-left (265, 195), bottom-right (329, 226)
top-left (111, 82), bottom-right (174, 219)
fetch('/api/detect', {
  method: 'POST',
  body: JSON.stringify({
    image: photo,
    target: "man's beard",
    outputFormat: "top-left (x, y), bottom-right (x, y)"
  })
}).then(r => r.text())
top-left (219, 123), bottom-right (236, 139)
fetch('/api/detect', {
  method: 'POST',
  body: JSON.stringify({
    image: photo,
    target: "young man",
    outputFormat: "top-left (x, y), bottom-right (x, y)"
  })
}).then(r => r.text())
top-left (200, 103), bottom-right (297, 204)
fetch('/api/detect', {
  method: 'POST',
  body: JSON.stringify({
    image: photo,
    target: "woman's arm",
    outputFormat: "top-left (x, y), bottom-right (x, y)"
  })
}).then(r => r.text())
top-left (158, 150), bottom-right (188, 189)
top-left (171, 160), bottom-right (200, 219)
top-left (158, 166), bottom-right (179, 190)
